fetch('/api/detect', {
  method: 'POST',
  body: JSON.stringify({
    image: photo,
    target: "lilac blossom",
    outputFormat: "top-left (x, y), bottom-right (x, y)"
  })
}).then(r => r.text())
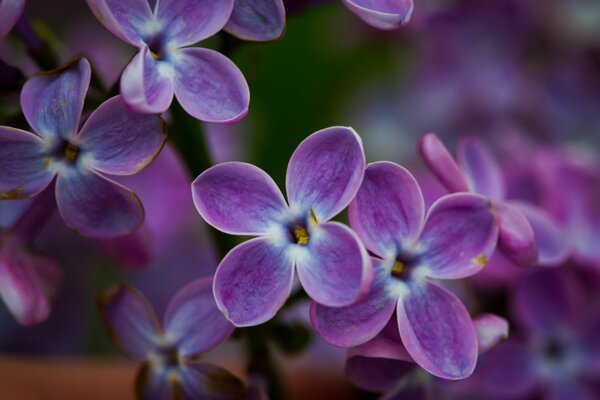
top-left (98, 278), bottom-right (244, 400)
top-left (0, 58), bottom-right (166, 238)
top-left (311, 162), bottom-right (498, 379)
top-left (0, 0), bottom-right (25, 40)
top-left (226, 0), bottom-right (286, 42)
top-left (341, 0), bottom-right (414, 30)
top-left (192, 127), bottom-right (370, 327)
top-left (87, 0), bottom-right (250, 123)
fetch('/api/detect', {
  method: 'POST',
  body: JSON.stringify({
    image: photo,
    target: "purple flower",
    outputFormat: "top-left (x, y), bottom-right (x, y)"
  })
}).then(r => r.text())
top-left (87, 0), bottom-right (250, 123)
top-left (0, 58), bottom-right (166, 238)
top-left (192, 127), bottom-right (370, 327)
top-left (311, 162), bottom-right (498, 379)
top-left (419, 133), bottom-right (569, 267)
top-left (98, 278), bottom-right (244, 400)
top-left (225, 0), bottom-right (286, 42)
top-left (341, 0), bottom-right (414, 30)
top-left (0, 0), bottom-right (25, 40)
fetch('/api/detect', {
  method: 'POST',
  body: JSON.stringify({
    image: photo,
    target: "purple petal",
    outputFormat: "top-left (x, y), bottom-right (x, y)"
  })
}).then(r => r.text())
top-left (286, 127), bottom-right (365, 222)
top-left (419, 133), bottom-right (470, 193)
top-left (163, 278), bottom-right (234, 358)
top-left (85, 0), bottom-right (153, 46)
top-left (136, 364), bottom-right (174, 400)
top-left (177, 363), bottom-right (245, 400)
top-left (419, 193), bottom-right (498, 279)
top-left (296, 221), bottom-right (371, 307)
top-left (340, 0), bottom-right (414, 30)
top-left (96, 226), bottom-right (153, 270)
top-left (77, 96), bottom-right (166, 176)
top-left (0, 0), bottom-right (25, 40)
top-left (120, 48), bottom-right (175, 114)
top-left (578, 313), bottom-right (600, 376)
top-left (496, 201), bottom-right (538, 268)
top-left (225, 0), bottom-right (286, 41)
top-left (192, 162), bottom-right (287, 235)
top-left (345, 355), bottom-right (413, 392)
top-left (213, 238), bottom-right (293, 326)
top-left (397, 281), bottom-right (478, 379)
top-left (172, 47), bottom-right (249, 123)
top-left (21, 58), bottom-right (90, 139)
top-left (56, 169), bottom-right (144, 238)
top-left (456, 137), bottom-right (506, 200)
top-left (473, 313), bottom-right (509, 354)
top-left (97, 285), bottom-right (161, 360)
top-left (0, 127), bottom-right (55, 199)
top-left (156, 0), bottom-right (234, 47)
top-left (348, 161), bottom-right (424, 258)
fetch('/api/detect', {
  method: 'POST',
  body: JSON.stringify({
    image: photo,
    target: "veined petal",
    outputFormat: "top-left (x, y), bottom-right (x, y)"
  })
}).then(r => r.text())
top-left (192, 162), bottom-right (287, 235)
top-left (97, 285), bottom-right (161, 360)
top-left (348, 162), bottom-right (424, 258)
top-left (177, 363), bottom-right (245, 400)
top-left (78, 96), bottom-right (167, 176)
top-left (397, 281), bottom-right (478, 380)
top-left (121, 48), bottom-right (175, 114)
top-left (0, 0), bottom-right (25, 40)
top-left (457, 137), bottom-right (506, 200)
top-left (419, 193), bottom-right (498, 279)
top-left (286, 126), bottom-right (365, 222)
top-left (419, 133), bottom-right (470, 193)
top-left (86, 0), bottom-right (153, 46)
top-left (56, 169), bottom-right (144, 238)
top-left (164, 278), bottom-right (234, 358)
top-left (474, 313), bottom-right (509, 354)
top-left (172, 48), bottom-right (249, 123)
top-left (156, 0), bottom-right (234, 47)
top-left (213, 238), bottom-right (294, 327)
top-left (21, 58), bottom-right (91, 140)
top-left (0, 127), bottom-right (55, 199)
top-left (341, 0), bottom-right (414, 30)
top-left (496, 201), bottom-right (538, 268)
top-left (297, 222), bottom-right (371, 307)
top-left (225, 0), bottom-right (286, 42)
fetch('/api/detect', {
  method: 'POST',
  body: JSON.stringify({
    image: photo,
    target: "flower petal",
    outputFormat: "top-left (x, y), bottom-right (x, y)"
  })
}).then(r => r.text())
top-left (473, 313), bottom-right (509, 354)
top-left (419, 193), bottom-right (498, 279)
top-left (156, 0), bottom-right (234, 47)
top-left (495, 201), bottom-right (537, 268)
top-left (135, 364), bottom-right (175, 400)
top-left (297, 221), bottom-right (371, 307)
top-left (97, 285), bottom-right (161, 360)
top-left (0, 127), bottom-right (54, 199)
top-left (96, 226), bottom-right (153, 270)
top-left (419, 133), bottom-right (470, 193)
top-left (397, 281), bottom-right (478, 379)
top-left (225, 0), bottom-right (286, 41)
top-left (78, 96), bottom-right (166, 176)
top-left (86, 0), bottom-right (153, 46)
top-left (177, 363), bottom-right (245, 400)
top-left (340, 0), bottom-right (414, 30)
top-left (0, 0), bottom-right (25, 40)
top-left (213, 238), bottom-right (294, 327)
top-left (348, 161), bottom-right (424, 258)
top-left (192, 162), bottom-right (287, 235)
top-left (163, 278), bottom-right (234, 358)
top-left (172, 47), bottom-right (249, 123)
top-left (56, 169), bottom-right (144, 238)
top-left (456, 137), bottom-right (506, 200)
top-left (545, 380), bottom-right (597, 400)
top-left (345, 355), bottom-right (413, 392)
top-left (578, 313), bottom-right (600, 376)
top-left (286, 126), bottom-right (365, 222)
top-left (120, 48), bottom-right (175, 114)
top-left (21, 58), bottom-right (91, 140)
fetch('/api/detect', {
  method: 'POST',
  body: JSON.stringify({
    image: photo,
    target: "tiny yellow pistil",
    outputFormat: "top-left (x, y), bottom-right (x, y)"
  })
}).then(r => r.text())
top-left (294, 226), bottom-right (309, 245)
top-left (150, 50), bottom-right (160, 60)
top-left (309, 209), bottom-right (318, 225)
top-left (63, 142), bottom-right (80, 162)
top-left (392, 260), bottom-right (405, 275)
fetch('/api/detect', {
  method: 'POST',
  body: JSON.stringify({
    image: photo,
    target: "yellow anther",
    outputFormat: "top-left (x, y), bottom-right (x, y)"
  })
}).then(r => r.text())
top-left (474, 255), bottom-right (488, 267)
top-left (150, 50), bottom-right (160, 60)
top-left (294, 226), bottom-right (309, 245)
top-left (392, 260), bottom-right (405, 275)
top-left (309, 209), bottom-right (318, 225)
top-left (63, 142), bottom-right (80, 162)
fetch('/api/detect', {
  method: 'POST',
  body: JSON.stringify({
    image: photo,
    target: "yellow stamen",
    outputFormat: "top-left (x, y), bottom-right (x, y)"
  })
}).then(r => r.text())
top-left (150, 50), bottom-right (160, 60)
top-left (392, 260), bottom-right (405, 275)
top-left (309, 209), bottom-right (318, 225)
top-left (294, 226), bottom-right (309, 245)
top-left (474, 255), bottom-right (488, 267)
top-left (64, 142), bottom-right (80, 162)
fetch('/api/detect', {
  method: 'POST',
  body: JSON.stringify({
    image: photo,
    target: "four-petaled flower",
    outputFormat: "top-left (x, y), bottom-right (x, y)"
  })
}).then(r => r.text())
top-left (192, 127), bottom-right (371, 326)
top-left (311, 162), bottom-right (498, 379)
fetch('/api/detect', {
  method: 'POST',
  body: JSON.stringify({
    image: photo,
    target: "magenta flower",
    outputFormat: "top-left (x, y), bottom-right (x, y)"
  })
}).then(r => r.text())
top-left (87, 0), bottom-right (250, 123)
top-left (0, 0), bottom-right (25, 40)
top-left (226, 0), bottom-right (286, 42)
top-left (419, 133), bottom-right (569, 267)
top-left (98, 279), bottom-right (244, 400)
top-left (341, 0), bottom-right (414, 30)
top-left (192, 127), bottom-right (370, 327)
top-left (0, 58), bottom-right (166, 238)
top-left (311, 162), bottom-right (498, 379)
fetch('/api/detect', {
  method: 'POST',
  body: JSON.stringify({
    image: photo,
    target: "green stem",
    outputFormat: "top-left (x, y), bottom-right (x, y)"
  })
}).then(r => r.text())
top-left (246, 327), bottom-right (285, 400)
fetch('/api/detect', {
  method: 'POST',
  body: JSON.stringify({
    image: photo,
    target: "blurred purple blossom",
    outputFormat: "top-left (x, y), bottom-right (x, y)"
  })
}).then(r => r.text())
top-left (0, 0), bottom-right (25, 41)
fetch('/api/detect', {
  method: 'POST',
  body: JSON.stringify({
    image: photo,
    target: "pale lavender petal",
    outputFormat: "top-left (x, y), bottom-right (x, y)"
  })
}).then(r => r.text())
top-left (86, 0), bottom-right (153, 46)
top-left (457, 137), bottom-right (506, 200)
top-left (341, 0), bottom-right (414, 30)
top-left (474, 314), bottom-right (509, 354)
top-left (419, 133), bottom-right (470, 193)
top-left (286, 126), bottom-right (365, 222)
top-left (78, 96), bottom-right (167, 176)
top-left (225, 0), bottom-right (285, 41)
top-left (345, 355), bottom-right (413, 392)
top-left (120, 48), bottom-right (175, 114)
top-left (348, 161), bottom-right (424, 258)
top-left (178, 363), bottom-right (245, 400)
top-left (213, 238), bottom-right (293, 327)
top-left (97, 285), bottom-right (161, 360)
top-left (297, 222), bottom-right (371, 307)
top-left (173, 47), bottom-right (249, 123)
top-left (56, 169), bottom-right (144, 238)
top-left (156, 0), bottom-right (234, 47)
top-left (496, 201), bottom-right (538, 268)
top-left (21, 58), bottom-right (91, 139)
top-left (0, 127), bottom-right (55, 199)
top-left (164, 278), bottom-right (234, 358)
top-left (0, 0), bottom-right (25, 40)
top-left (419, 193), bottom-right (498, 279)
top-left (192, 162), bottom-right (287, 235)
top-left (397, 281), bottom-right (477, 379)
